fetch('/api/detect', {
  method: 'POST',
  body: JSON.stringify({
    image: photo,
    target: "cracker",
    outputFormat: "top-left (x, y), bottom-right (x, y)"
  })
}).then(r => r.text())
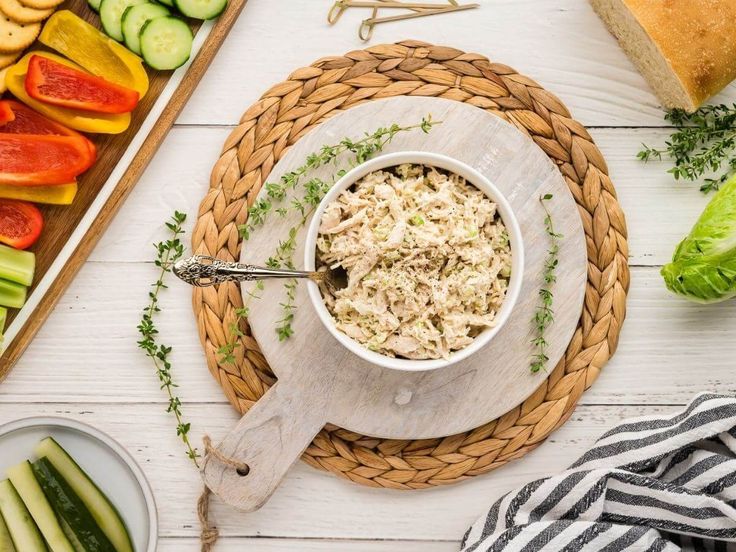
top-left (0, 0), bottom-right (52, 24)
top-left (16, 0), bottom-right (61, 10)
top-left (0, 50), bottom-right (18, 68)
top-left (0, 8), bottom-right (39, 53)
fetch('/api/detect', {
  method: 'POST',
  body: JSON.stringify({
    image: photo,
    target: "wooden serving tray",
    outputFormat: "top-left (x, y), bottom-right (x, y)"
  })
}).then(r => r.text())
top-left (0, 0), bottom-right (248, 377)
top-left (204, 97), bottom-right (589, 511)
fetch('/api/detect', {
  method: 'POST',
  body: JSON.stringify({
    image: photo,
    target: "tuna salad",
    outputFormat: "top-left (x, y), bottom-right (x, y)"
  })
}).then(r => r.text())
top-left (316, 163), bottom-right (512, 360)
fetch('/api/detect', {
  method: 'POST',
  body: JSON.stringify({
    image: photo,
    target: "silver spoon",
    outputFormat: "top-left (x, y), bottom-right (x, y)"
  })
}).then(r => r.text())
top-left (172, 255), bottom-right (348, 294)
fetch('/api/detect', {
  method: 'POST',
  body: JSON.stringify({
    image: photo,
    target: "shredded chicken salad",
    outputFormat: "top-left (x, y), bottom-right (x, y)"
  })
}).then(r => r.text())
top-left (316, 163), bottom-right (512, 360)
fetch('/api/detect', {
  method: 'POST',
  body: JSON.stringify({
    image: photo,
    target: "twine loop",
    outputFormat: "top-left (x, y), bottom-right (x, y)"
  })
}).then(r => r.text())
top-left (198, 435), bottom-right (252, 551)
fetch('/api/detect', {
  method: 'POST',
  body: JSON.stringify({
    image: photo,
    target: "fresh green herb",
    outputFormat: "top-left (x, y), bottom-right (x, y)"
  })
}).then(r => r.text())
top-left (410, 214), bottom-right (425, 226)
top-left (531, 194), bottom-right (561, 373)
top-left (638, 104), bottom-right (736, 193)
top-left (237, 116), bottom-right (438, 240)
top-left (237, 116), bottom-right (440, 340)
top-left (137, 211), bottom-right (199, 466)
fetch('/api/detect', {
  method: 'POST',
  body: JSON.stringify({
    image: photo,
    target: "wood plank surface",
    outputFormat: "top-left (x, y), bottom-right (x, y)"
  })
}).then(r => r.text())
top-left (0, 402), bottom-right (679, 541)
top-left (1, 0), bottom-right (735, 550)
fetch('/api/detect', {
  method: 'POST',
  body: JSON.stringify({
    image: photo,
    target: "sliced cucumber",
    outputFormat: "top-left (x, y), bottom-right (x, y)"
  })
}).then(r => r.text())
top-left (122, 2), bottom-right (170, 55)
top-left (140, 16), bottom-right (192, 70)
top-left (0, 244), bottom-right (34, 286)
top-left (100, 0), bottom-right (148, 41)
top-left (60, 518), bottom-right (87, 552)
top-left (174, 0), bottom-right (226, 20)
top-left (0, 480), bottom-right (44, 552)
top-left (6, 461), bottom-right (73, 552)
top-left (0, 280), bottom-right (26, 309)
top-left (87, 0), bottom-right (102, 13)
top-left (156, 0), bottom-right (173, 7)
top-left (35, 438), bottom-right (132, 552)
top-left (0, 510), bottom-right (17, 552)
top-left (32, 459), bottom-right (115, 552)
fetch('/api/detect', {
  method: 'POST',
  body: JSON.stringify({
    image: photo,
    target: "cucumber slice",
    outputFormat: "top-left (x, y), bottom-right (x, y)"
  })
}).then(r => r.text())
top-left (100, 0), bottom-right (148, 41)
top-left (32, 459), bottom-right (115, 552)
top-left (122, 2), bottom-right (170, 55)
top-left (0, 280), bottom-right (26, 309)
top-left (0, 510), bottom-right (17, 552)
top-left (6, 461), bottom-right (73, 552)
top-left (174, 0), bottom-right (226, 20)
top-left (0, 244), bottom-right (34, 286)
top-left (0, 480), bottom-right (44, 552)
top-left (35, 438), bottom-right (132, 552)
top-left (139, 17), bottom-right (192, 70)
top-left (156, 0), bottom-right (173, 7)
top-left (87, 0), bottom-right (102, 13)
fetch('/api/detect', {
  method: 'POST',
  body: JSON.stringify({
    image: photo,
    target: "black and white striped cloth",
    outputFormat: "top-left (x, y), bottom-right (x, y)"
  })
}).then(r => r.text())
top-left (461, 394), bottom-right (736, 551)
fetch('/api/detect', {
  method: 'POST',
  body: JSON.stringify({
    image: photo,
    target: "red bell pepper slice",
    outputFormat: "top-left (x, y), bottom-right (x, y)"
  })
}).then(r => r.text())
top-left (0, 100), bottom-right (97, 159)
top-left (0, 199), bottom-right (43, 249)
top-left (0, 134), bottom-right (96, 186)
top-left (25, 55), bottom-right (140, 114)
top-left (0, 103), bottom-right (14, 125)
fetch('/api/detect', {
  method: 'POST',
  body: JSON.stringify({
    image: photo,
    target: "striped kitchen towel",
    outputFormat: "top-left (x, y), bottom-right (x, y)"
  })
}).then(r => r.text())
top-left (462, 393), bottom-right (736, 551)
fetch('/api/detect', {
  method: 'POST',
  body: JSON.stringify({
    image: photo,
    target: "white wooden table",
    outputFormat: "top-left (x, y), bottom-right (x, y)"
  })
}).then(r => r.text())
top-left (3, 1), bottom-right (736, 550)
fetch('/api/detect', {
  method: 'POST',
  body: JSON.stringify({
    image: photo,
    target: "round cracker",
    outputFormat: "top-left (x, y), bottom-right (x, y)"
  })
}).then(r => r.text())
top-left (0, 8), bottom-right (39, 53)
top-left (16, 0), bottom-right (61, 10)
top-left (0, 0), bottom-right (52, 23)
top-left (0, 50), bottom-right (18, 68)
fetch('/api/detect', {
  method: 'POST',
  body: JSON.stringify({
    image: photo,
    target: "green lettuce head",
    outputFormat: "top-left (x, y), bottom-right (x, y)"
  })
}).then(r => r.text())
top-left (662, 174), bottom-right (736, 303)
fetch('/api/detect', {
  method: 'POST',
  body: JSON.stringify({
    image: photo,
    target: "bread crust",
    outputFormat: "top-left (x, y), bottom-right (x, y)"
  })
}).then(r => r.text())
top-left (592, 0), bottom-right (736, 110)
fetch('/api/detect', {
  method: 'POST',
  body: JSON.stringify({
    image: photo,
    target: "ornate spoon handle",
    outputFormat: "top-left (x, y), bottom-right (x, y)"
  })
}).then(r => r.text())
top-left (172, 255), bottom-right (315, 287)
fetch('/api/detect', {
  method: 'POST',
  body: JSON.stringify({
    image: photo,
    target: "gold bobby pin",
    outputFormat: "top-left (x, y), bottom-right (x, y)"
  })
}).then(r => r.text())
top-left (359, 3), bottom-right (479, 41)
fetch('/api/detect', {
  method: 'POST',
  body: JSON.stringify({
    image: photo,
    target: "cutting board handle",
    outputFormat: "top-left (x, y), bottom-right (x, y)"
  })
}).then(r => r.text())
top-left (202, 381), bottom-right (326, 511)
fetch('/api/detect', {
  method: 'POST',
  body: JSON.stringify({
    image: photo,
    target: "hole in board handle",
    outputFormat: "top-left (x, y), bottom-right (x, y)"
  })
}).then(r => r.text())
top-left (236, 465), bottom-right (250, 477)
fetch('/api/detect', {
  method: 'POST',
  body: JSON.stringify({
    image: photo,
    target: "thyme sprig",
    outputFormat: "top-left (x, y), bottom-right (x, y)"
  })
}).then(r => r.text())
top-left (531, 194), bottom-right (561, 373)
top-left (137, 211), bottom-right (200, 466)
top-left (236, 116), bottom-right (439, 341)
top-left (638, 104), bottom-right (736, 193)
top-left (238, 116), bottom-right (438, 241)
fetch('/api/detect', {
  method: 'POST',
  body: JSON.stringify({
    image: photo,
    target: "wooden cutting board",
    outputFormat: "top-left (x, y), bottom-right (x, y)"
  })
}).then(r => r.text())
top-left (203, 97), bottom-right (589, 512)
top-left (0, 0), bottom-right (248, 377)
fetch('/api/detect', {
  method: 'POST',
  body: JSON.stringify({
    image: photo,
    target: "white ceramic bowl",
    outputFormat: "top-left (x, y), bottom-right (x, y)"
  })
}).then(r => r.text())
top-left (304, 151), bottom-right (524, 372)
top-left (0, 416), bottom-right (158, 551)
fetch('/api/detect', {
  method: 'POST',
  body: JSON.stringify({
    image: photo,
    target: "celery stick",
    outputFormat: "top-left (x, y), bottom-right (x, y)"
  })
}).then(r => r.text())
top-left (0, 307), bottom-right (5, 333)
top-left (0, 245), bottom-right (34, 287)
top-left (0, 280), bottom-right (26, 309)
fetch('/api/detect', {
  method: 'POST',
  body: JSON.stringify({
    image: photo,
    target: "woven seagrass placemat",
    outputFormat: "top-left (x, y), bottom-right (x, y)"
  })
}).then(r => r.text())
top-left (191, 40), bottom-right (629, 490)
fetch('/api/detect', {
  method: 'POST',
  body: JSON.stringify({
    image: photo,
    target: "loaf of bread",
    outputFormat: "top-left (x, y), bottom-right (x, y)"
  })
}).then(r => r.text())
top-left (590, 0), bottom-right (736, 111)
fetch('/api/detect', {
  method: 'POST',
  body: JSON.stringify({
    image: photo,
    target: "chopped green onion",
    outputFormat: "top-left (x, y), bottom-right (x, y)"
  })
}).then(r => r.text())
top-left (0, 245), bottom-right (35, 286)
top-left (410, 214), bottom-right (425, 226)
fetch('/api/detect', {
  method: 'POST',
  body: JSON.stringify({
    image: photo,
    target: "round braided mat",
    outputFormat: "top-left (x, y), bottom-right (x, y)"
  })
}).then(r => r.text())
top-left (192, 40), bottom-right (629, 490)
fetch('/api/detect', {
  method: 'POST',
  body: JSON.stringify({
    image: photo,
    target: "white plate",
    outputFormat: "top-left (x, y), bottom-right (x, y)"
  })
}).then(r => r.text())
top-left (0, 416), bottom-right (157, 552)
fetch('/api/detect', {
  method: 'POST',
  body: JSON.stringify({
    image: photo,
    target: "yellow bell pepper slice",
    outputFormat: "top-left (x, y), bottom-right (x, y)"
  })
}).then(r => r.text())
top-left (39, 11), bottom-right (149, 98)
top-left (0, 182), bottom-right (77, 205)
top-left (5, 53), bottom-right (131, 134)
